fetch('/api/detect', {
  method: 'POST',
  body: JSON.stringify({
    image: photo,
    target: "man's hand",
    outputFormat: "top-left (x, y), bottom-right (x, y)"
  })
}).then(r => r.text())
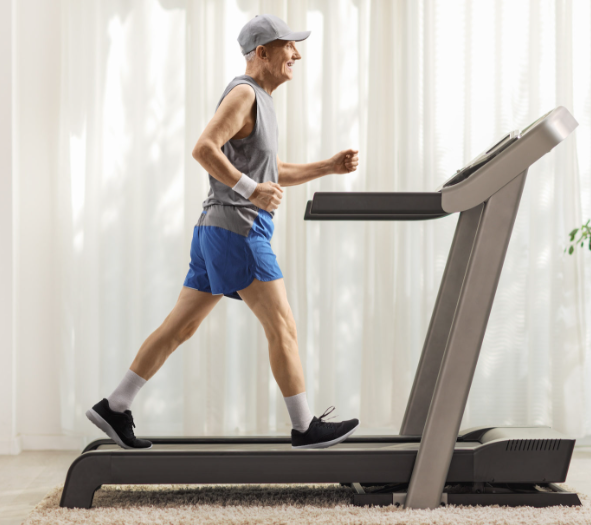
top-left (330, 149), bottom-right (359, 174)
top-left (249, 181), bottom-right (284, 212)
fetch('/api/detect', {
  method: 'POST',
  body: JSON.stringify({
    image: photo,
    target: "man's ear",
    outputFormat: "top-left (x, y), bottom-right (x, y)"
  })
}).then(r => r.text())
top-left (256, 45), bottom-right (268, 61)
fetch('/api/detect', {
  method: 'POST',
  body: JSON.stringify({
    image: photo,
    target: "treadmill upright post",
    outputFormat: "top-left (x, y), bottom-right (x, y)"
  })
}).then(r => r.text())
top-left (399, 203), bottom-right (484, 436)
top-left (405, 171), bottom-right (528, 509)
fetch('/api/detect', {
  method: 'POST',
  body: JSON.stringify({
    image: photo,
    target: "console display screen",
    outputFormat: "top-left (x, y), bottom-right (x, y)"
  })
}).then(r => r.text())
top-left (438, 130), bottom-right (520, 190)
top-left (485, 134), bottom-right (510, 154)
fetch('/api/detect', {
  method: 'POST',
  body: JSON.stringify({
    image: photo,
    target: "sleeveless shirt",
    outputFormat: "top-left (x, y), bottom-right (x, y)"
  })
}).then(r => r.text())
top-left (200, 75), bottom-right (279, 237)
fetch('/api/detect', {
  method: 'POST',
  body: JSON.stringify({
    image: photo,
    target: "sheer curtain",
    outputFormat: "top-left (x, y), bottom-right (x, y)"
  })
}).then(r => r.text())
top-left (56, 0), bottom-right (591, 441)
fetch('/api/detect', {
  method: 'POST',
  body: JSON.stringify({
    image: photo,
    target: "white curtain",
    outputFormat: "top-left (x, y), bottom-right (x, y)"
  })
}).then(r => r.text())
top-left (55, 0), bottom-right (591, 441)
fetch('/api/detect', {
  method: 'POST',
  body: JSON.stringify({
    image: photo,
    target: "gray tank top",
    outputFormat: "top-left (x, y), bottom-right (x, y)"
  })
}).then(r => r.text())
top-left (200, 75), bottom-right (278, 236)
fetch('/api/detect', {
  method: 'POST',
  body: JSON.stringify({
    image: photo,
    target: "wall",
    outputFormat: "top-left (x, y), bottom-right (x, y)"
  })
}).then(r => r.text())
top-left (10, 0), bottom-right (80, 451)
top-left (0, 0), bottom-right (18, 455)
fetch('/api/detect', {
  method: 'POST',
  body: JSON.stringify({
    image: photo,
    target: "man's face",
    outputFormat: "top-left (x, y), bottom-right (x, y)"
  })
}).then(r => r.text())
top-left (265, 40), bottom-right (301, 82)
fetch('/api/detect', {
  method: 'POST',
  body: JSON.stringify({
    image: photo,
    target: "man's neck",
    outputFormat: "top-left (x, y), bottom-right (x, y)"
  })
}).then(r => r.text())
top-left (244, 68), bottom-right (281, 96)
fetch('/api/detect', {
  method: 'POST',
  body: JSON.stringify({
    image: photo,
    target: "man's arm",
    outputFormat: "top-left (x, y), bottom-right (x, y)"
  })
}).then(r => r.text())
top-left (192, 85), bottom-right (283, 212)
top-left (192, 85), bottom-right (254, 188)
top-left (277, 150), bottom-right (359, 187)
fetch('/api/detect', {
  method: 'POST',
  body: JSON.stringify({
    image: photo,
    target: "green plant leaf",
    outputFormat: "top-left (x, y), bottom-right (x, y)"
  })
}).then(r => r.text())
top-left (565, 222), bottom-right (591, 254)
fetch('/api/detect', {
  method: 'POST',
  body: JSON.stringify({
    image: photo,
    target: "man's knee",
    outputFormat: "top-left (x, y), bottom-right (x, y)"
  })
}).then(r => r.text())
top-left (265, 311), bottom-right (298, 345)
top-left (178, 318), bottom-right (202, 343)
top-left (163, 316), bottom-right (200, 347)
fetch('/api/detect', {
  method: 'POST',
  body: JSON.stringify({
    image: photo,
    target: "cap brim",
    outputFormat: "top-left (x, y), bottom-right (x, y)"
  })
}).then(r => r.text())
top-left (277, 30), bottom-right (311, 42)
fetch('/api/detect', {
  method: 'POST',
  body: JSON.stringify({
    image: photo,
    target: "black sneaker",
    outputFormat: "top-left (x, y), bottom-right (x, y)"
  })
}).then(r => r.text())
top-left (86, 398), bottom-right (152, 449)
top-left (291, 406), bottom-right (359, 449)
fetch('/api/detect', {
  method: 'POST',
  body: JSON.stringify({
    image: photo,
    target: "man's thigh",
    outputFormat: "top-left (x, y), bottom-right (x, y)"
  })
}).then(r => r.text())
top-left (237, 278), bottom-right (293, 329)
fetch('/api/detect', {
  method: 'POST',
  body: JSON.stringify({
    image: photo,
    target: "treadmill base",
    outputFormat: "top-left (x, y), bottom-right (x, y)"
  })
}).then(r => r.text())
top-left (351, 482), bottom-right (582, 507)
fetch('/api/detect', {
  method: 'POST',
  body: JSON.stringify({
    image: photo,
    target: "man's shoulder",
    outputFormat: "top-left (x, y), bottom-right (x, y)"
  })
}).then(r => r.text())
top-left (225, 78), bottom-right (256, 100)
top-left (218, 81), bottom-right (256, 111)
top-left (215, 82), bottom-right (255, 118)
top-left (229, 82), bottom-right (256, 99)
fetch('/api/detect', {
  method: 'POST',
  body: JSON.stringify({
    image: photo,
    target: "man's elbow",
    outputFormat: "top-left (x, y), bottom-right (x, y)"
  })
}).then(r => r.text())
top-left (192, 140), bottom-right (212, 162)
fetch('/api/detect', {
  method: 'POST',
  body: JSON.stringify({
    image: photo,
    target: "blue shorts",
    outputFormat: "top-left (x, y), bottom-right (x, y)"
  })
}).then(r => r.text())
top-left (183, 208), bottom-right (283, 300)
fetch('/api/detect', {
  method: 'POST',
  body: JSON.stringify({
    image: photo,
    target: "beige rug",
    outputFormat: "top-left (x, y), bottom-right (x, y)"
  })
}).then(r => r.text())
top-left (25, 483), bottom-right (591, 525)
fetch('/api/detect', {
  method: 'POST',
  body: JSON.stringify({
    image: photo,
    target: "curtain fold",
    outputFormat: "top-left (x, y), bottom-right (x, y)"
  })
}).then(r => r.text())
top-left (55, 0), bottom-right (591, 440)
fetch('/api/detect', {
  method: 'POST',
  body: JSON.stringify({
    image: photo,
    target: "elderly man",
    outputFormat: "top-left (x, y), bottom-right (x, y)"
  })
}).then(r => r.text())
top-left (86, 14), bottom-right (360, 450)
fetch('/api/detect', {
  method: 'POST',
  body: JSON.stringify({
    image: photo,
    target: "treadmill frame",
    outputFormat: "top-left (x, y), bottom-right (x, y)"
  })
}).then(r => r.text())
top-left (60, 107), bottom-right (581, 510)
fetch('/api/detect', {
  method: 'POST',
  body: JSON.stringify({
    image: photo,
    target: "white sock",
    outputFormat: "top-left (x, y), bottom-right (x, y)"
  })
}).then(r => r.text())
top-left (107, 369), bottom-right (147, 413)
top-left (284, 392), bottom-right (314, 432)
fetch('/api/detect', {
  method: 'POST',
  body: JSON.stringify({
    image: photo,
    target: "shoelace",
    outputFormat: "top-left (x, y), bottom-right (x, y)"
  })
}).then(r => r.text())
top-left (123, 413), bottom-right (137, 438)
top-left (318, 406), bottom-right (337, 423)
top-left (127, 414), bottom-right (136, 428)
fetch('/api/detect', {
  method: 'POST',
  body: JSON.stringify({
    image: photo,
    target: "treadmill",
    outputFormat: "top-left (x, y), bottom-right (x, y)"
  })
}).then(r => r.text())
top-left (60, 106), bottom-right (581, 510)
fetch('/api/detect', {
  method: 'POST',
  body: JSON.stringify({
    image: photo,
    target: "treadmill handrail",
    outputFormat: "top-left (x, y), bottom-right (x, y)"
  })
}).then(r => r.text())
top-left (305, 192), bottom-right (450, 221)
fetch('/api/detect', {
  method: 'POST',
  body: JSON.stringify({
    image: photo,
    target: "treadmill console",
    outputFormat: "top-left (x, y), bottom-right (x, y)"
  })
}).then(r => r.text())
top-left (438, 109), bottom-right (554, 191)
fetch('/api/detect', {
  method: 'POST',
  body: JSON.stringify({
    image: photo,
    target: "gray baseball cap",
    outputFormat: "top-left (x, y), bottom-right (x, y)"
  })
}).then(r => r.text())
top-left (238, 14), bottom-right (311, 55)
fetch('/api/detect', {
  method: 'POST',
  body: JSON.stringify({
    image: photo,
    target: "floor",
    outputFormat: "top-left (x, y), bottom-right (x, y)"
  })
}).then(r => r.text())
top-left (1, 448), bottom-right (590, 525)
top-left (0, 451), bottom-right (78, 525)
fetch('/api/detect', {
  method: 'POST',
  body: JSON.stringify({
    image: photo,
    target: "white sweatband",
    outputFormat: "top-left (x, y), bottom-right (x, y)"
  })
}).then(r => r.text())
top-left (232, 173), bottom-right (258, 199)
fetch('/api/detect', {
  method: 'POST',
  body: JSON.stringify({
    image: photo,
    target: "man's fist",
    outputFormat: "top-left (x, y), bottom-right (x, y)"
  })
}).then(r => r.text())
top-left (331, 149), bottom-right (359, 174)
top-left (249, 181), bottom-right (284, 212)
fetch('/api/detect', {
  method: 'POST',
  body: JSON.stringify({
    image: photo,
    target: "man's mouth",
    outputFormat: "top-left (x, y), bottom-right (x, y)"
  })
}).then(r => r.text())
top-left (286, 61), bottom-right (294, 72)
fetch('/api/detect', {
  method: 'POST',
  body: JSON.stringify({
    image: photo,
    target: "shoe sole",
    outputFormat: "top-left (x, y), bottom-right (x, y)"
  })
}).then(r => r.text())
top-left (292, 423), bottom-right (360, 450)
top-left (86, 408), bottom-right (152, 450)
